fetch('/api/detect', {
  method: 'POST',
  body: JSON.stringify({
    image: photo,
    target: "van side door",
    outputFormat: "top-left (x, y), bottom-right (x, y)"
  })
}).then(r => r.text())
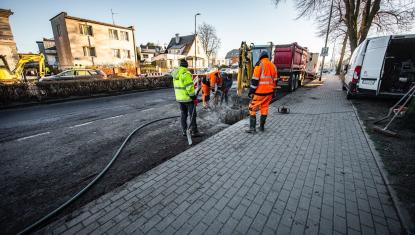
top-left (359, 36), bottom-right (391, 93)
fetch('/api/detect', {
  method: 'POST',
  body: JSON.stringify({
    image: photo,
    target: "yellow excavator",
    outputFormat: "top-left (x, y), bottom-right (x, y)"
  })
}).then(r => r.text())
top-left (236, 42), bottom-right (274, 96)
top-left (0, 53), bottom-right (46, 83)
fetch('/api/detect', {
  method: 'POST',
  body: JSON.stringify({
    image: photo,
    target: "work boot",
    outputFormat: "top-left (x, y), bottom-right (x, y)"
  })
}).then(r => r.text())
top-left (191, 129), bottom-right (200, 137)
top-left (259, 115), bottom-right (267, 132)
top-left (245, 115), bottom-right (256, 134)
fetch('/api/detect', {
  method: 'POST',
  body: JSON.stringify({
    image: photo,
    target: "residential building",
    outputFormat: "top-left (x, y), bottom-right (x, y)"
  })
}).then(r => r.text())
top-left (0, 9), bottom-right (19, 71)
top-left (225, 49), bottom-right (239, 65)
top-left (152, 33), bottom-right (207, 71)
top-left (36, 38), bottom-right (59, 68)
top-left (138, 43), bottom-right (162, 64)
top-left (50, 12), bottom-right (137, 70)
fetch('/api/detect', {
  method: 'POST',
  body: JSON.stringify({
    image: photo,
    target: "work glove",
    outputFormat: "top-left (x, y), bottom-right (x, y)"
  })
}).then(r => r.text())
top-left (190, 96), bottom-right (198, 106)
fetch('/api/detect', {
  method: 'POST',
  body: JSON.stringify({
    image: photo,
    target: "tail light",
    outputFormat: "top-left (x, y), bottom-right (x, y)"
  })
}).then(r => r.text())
top-left (352, 66), bottom-right (361, 84)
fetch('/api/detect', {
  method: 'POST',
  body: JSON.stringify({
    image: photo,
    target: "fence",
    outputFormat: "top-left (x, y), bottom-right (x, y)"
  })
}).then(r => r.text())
top-left (0, 76), bottom-right (172, 107)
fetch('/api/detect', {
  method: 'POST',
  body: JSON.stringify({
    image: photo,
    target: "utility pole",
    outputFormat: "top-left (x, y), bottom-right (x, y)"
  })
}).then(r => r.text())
top-left (110, 9), bottom-right (118, 25)
top-left (319, 0), bottom-right (334, 81)
top-left (194, 13), bottom-right (201, 73)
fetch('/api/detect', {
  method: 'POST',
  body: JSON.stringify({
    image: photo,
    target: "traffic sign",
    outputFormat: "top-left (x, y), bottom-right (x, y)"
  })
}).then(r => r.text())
top-left (321, 47), bottom-right (329, 56)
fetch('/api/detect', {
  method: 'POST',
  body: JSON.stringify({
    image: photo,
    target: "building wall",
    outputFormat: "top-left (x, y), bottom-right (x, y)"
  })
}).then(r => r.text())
top-left (65, 18), bottom-right (135, 68)
top-left (51, 13), bottom-right (137, 70)
top-left (51, 14), bottom-right (73, 69)
top-left (186, 36), bottom-right (207, 68)
top-left (0, 9), bottom-right (19, 71)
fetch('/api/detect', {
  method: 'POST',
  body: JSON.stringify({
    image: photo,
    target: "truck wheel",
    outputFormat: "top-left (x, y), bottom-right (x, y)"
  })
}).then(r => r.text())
top-left (346, 90), bottom-right (353, 99)
top-left (289, 77), bottom-right (294, 92)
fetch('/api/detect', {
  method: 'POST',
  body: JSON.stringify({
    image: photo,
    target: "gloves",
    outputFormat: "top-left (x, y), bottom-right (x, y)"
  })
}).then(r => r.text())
top-left (248, 93), bottom-right (253, 99)
top-left (190, 96), bottom-right (198, 106)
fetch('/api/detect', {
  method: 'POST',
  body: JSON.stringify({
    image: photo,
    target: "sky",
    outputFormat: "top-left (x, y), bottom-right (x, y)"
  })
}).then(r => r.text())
top-left (2, 0), bottom-right (414, 59)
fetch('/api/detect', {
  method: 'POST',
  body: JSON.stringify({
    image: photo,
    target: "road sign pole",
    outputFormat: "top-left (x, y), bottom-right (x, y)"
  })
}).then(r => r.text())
top-left (319, 0), bottom-right (334, 81)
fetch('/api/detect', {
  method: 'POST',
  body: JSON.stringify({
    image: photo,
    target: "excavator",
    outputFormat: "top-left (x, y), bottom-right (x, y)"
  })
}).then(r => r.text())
top-left (0, 53), bottom-right (46, 83)
top-left (236, 42), bottom-right (273, 96)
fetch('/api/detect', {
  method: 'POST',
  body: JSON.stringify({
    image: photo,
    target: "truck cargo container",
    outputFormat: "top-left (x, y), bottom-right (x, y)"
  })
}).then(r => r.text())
top-left (273, 42), bottom-right (308, 91)
top-left (305, 52), bottom-right (320, 79)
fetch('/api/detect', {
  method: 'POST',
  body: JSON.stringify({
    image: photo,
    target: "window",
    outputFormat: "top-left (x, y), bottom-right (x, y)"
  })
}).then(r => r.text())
top-left (56, 24), bottom-right (61, 36)
top-left (143, 54), bottom-right (149, 59)
top-left (60, 70), bottom-right (75, 76)
top-left (80, 24), bottom-right (93, 36)
top-left (120, 31), bottom-right (129, 41)
top-left (75, 70), bottom-right (89, 76)
top-left (83, 46), bottom-right (96, 57)
top-left (109, 29), bottom-right (119, 40)
top-left (120, 49), bottom-right (131, 59)
top-left (112, 49), bottom-right (121, 58)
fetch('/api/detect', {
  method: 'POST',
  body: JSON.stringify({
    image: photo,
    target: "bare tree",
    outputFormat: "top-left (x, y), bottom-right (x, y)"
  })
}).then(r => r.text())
top-left (198, 23), bottom-right (221, 63)
top-left (274, 0), bottom-right (415, 53)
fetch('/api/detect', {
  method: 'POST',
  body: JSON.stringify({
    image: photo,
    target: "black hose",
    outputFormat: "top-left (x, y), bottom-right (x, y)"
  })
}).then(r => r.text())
top-left (18, 115), bottom-right (180, 235)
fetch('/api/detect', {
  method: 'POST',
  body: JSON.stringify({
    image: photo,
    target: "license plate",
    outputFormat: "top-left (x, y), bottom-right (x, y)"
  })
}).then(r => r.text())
top-left (361, 79), bottom-right (375, 85)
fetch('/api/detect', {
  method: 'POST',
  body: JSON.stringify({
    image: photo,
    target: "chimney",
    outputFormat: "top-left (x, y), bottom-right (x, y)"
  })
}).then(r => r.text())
top-left (175, 33), bottom-right (180, 44)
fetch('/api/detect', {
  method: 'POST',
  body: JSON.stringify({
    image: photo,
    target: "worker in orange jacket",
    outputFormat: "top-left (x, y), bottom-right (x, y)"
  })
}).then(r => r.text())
top-left (246, 51), bottom-right (278, 133)
top-left (210, 71), bottom-right (223, 105)
top-left (201, 75), bottom-right (210, 109)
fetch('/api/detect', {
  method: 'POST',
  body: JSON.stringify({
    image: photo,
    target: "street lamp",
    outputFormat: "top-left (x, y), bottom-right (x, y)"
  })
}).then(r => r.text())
top-left (319, 0), bottom-right (334, 81)
top-left (194, 13), bottom-right (201, 72)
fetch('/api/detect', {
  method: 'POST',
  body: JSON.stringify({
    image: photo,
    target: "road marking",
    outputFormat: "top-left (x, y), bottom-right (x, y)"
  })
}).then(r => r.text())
top-left (69, 121), bottom-right (93, 129)
top-left (104, 115), bottom-right (124, 120)
top-left (17, 132), bottom-right (51, 141)
top-left (142, 108), bottom-right (154, 112)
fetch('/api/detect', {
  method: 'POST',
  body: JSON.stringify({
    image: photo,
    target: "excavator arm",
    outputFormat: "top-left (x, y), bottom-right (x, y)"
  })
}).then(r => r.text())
top-left (13, 53), bottom-right (46, 79)
top-left (236, 42), bottom-right (254, 96)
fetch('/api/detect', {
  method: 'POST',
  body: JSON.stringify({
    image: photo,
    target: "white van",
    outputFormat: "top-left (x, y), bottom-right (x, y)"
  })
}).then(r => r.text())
top-left (343, 34), bottom-right (415, 98)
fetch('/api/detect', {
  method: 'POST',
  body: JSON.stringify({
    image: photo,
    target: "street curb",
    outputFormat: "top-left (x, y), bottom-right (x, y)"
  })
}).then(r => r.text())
top-left (349, 98), bottom-right (414, 235)
top-left (0, 87), bottom-right (170, 110)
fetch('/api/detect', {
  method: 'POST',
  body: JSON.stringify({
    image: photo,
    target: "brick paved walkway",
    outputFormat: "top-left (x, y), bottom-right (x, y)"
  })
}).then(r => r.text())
top-left (38, 76), bottom-right (404, 234)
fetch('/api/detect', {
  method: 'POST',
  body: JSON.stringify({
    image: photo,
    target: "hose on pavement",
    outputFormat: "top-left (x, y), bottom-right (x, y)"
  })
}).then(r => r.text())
top-left (18, 115), bottom-right (180, 235)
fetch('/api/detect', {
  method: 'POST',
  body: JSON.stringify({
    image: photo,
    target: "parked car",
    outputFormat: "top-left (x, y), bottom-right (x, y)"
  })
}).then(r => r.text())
top-left (39, 69), bottom-right (107, 82)
top-left (343, 34), bottom-right (415, 98)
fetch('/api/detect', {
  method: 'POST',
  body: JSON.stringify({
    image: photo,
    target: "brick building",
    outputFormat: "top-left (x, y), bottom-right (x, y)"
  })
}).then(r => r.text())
top-left (50, 12), bottom-right (138, 70)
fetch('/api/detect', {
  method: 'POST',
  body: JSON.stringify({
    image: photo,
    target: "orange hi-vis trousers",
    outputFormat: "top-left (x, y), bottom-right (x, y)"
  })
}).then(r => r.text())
top-left (249, 94), bottom-right (273, 116)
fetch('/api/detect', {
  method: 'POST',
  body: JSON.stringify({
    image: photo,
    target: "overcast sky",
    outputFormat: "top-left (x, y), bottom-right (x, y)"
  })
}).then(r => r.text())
top-left (2, 0), bottom-right (415, 58)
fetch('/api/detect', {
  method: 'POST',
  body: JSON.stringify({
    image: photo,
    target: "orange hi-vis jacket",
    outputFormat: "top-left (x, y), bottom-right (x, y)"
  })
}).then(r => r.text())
top-left (250, 58), bottom-right (278, 95)
top-left (210, 71), bottom-right (222, 90)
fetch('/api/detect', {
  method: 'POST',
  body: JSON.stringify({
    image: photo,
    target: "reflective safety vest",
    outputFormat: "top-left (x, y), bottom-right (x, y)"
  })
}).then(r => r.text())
top-left (210, 71), bottom-right (222, 88)
top-left (172, 66), bottom-right (195, 102)
top-left (251, 58), bottom-right (277, 95)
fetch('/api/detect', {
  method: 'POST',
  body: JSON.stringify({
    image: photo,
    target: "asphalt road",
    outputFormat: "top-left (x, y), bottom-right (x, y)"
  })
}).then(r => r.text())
top-left (0, 88), bottom-right (229, 234)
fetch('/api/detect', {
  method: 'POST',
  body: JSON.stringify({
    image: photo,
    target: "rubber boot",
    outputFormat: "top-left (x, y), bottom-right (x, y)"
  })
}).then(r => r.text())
top-left (259, 115), bottom-right (267, 132)
top-left (245, 115), bottom-right (256, 134)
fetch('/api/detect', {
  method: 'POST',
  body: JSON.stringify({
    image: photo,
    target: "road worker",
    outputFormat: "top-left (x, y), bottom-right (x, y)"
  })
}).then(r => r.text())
top-left (246, 51), bottom-right (278, 133)
top-left (210, 70), bottom-right (223, 105)
top-left (221, 72), bottom-right (233, 105)
top-left (201, 75), bottom-right (211, 109)
top-left (172, 59), bottom-right (199, 136)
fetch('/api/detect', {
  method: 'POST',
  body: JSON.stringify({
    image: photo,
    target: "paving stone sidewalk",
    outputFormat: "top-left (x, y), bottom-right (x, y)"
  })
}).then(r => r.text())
top-left (38, 76), bottom-right (404, 234)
